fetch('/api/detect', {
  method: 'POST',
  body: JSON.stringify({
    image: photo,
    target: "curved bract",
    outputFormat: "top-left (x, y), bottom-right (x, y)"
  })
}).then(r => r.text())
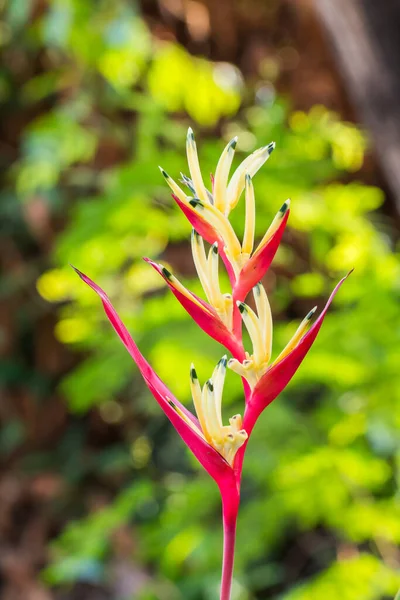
top-left (73, 129), bottom-right (350, 600)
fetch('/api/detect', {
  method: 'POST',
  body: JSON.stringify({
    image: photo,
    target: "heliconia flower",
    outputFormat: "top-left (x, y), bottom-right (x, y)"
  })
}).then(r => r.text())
top-left (73, 129), bottom-right (351, 600)
top-left (159, 129), bottom-right (288, 297)
top-left (244, 273), bottom-right (351, 432)
top-left (143, 257), bottom-right (245, 361)
top-left (188, 357), bottom-right (248, 467)
top-left (228, 283), bottom-right (274, 388)
top-left (233, 194), bottom-right (290, 301)
top-left (71, 266), bottom-right (239, 491)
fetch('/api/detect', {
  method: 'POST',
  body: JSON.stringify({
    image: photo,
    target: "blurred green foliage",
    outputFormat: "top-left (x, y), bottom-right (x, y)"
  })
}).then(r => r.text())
top-left (3, 0), bottom-right (400, 598)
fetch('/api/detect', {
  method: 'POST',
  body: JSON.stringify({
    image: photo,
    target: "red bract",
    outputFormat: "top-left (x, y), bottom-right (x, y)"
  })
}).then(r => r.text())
top-left (245, 272), bottom-right (351, 432)
top-left (171, 193), bottom-right (238, 285)
top-left (143, 258), bottom-right (245, 361)
top-left (233, 207), bottom-right (290, 301)
top-left (71, 266), bottom-right (237, 488)
top-left (73, 130), bottom-right (350, 600)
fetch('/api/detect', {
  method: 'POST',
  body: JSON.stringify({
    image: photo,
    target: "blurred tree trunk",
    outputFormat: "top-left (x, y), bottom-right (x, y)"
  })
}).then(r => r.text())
top-left (314, 0), bottom-right (400, 214)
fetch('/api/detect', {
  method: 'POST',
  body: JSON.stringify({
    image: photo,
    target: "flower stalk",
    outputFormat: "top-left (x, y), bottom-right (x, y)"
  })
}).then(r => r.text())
top-left (221, 501), bottom-right (239, 600)
top-left (73, 128), bottom-right (350, 599)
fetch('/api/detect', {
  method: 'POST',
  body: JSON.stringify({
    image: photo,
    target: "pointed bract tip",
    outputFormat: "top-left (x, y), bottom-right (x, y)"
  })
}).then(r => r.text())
top-left (267, 141), bottom-right (276, 154)
top-left (306, 306), bottom-right (318, 320)
top-left (190, 364), bottom-right (197, 381)
top-left (279, 199), bottom-right (290, 215)
top-left (206, 379), bottom-right (214, 392)
top-left (212, 242), bottom-right (218, 253)
top-left (254, 283), bottom-right (261, 295)
top-left (70, 264), bottom-right (84, 279)
top-left (236, 301), bottom-right (246, 313)
top-left (245, 172), bottom-right (252, 184)
top-left (347, 268), bottom-right (355, 276)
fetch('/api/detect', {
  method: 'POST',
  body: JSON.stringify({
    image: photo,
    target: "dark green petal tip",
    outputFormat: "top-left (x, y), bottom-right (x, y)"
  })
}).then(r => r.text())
top-left (189, 198), bottom-right (203, 209)
top-left (306, 306), bottom-right (318, 320)
top-left (159, 167), bottom-right (169, 179)
top-left (229, 137), bottom-right (238, 150)
top-left (187, 127), bottom-right (195, 142)
top-left (279, 200), bottom-right (290, 215)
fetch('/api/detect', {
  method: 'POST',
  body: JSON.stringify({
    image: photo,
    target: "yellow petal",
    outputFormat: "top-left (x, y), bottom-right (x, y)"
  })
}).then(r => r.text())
top-left (237, 300), bottom-right (266, 366)
top-left (213, 137), bottom-right (237, 212)
top-left (272, 306), bottom-right (317, 365)
top-left (186, 128), bottom-right (208, 203)
top-left (242, 173), bottom-right (255, 256)
top-left (254, 199), bottom-right (290, 255)
top-left (226, 142), bottom-right (275, 213)
top-left (253, 283), bottom-right (273, 363)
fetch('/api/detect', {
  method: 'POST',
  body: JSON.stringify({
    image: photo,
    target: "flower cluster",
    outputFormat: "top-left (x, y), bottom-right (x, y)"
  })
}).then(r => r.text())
top-left (73, 128), bottom-right (349, 599)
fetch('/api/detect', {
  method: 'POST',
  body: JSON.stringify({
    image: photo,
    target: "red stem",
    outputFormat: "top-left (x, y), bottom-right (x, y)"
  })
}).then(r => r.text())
top-left (220, 489), bottom-right (240, 600)
top-left (219, 228), bottom-right (247, 599)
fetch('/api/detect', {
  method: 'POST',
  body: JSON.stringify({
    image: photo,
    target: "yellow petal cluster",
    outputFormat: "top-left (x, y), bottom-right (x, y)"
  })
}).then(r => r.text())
top-left (190, 358), bottom-right (247, 466)
top-left (229, 295), bottom-right (317, 388)
top-left (160, 128), bottom-right (276, 278)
